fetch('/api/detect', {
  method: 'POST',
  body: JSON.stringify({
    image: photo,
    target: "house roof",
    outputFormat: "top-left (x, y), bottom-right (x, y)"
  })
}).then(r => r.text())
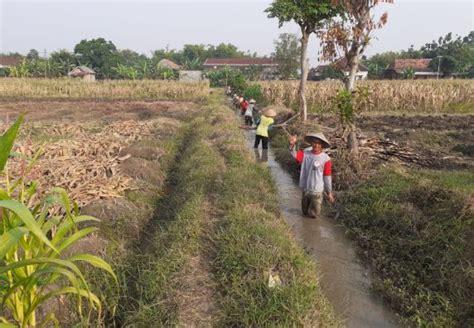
top-left (312, 58), bottom-right (368, 73)
top-left (388, 59), bottom-right (433, 73)
top-left (68, 66), bottom-right (96, 77)
top-left (158, 59), bottom-right (182, 70)
top-left (203, 58), bottom-right (276, 66)
top-left (0, 56), bottom-right (21, 67)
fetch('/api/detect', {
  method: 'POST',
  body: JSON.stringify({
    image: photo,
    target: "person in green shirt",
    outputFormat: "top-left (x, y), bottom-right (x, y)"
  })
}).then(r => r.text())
top-left (254, 108), bottom-right (276, 149)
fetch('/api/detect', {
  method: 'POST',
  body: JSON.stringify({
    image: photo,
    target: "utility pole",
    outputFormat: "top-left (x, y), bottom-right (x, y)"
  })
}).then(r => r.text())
top-left (436, 55), bottom-right (442, 80)
top-left (44, 49), bottom-right (47, 78)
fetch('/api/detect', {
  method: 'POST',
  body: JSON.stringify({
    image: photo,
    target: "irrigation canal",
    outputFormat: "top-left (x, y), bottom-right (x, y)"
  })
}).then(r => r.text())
top-left (244, 129), bottom-right (400, 328)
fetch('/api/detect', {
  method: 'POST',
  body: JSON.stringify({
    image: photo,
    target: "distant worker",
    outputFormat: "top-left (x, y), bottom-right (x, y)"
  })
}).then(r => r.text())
top-left (254, 108), bottom-right (276, 149)
top-left (288, 132), bottom-right (335, 218)
top-left (240, 98), bottom-right (249, 116)
top-left (244, 99), bottom-right (256, 126)
top-left (233, 94), bottom-right (240, 109)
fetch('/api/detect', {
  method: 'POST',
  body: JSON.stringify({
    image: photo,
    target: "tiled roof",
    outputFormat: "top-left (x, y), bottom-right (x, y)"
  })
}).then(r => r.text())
top-left (68, 66), bottom-right (95, 77)
top-left (158, 59), bottom-right (182, 70)
top-left (0, 56), bottom-right (21, 67)
top-left (389, 59), bottom-right (433, 73)
top-left (313, 58), bottom-right (368, 73)
top-left (203, 58), bottom-right (276, 66)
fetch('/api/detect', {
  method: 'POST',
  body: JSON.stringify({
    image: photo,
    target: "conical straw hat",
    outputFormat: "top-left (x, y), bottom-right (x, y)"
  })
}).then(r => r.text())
top-left (263, 108), bottom-right (277, 117)
top-left (304, 132), bottom-right (331, 148)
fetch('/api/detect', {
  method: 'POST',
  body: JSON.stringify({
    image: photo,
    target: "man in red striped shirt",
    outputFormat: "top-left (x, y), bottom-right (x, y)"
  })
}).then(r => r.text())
top-left (289, 132), bottom-right (335, 218)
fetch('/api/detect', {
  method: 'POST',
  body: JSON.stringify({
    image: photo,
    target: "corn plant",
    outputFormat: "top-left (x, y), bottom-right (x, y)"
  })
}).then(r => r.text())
top-left (0, 116), bottom-right (116, 327)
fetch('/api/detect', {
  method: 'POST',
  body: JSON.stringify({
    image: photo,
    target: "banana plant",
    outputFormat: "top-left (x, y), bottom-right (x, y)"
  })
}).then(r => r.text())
top-left (0, 117), bottom-right (116, 327)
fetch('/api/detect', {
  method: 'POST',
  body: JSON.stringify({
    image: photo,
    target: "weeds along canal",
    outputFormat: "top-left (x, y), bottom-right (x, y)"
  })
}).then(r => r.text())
top-left (242, 127), bottom-right (400, 328)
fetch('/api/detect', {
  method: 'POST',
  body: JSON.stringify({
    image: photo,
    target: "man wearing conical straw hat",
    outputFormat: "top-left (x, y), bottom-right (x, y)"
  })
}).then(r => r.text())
top-left (289, 132), bottom-right (335, 218)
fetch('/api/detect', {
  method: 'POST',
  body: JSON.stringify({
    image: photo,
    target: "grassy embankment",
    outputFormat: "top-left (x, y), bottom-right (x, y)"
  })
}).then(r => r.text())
top-left (89, 96), bottom-right (340, 326)
top-left (267, 82), bottom-right (473, 326)
top-left (339, 167), bottom-right (473, 327)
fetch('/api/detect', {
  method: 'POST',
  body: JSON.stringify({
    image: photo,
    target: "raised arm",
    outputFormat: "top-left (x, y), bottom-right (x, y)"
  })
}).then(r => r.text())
top-left (288, 135), bottom-right (304, 163)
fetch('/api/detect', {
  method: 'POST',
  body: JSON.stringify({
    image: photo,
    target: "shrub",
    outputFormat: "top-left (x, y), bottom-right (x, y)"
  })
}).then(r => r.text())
top-left (243, 84), bottom-right (263, 102)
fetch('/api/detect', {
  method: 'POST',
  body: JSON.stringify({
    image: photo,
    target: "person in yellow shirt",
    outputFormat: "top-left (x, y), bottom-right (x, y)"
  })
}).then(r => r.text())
top-left (254, 108), bottom-right (276, 149)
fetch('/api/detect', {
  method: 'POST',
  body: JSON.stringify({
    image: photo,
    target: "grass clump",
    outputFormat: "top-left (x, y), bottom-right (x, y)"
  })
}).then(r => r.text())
top-left (338, 167), bottom-right (473, 327)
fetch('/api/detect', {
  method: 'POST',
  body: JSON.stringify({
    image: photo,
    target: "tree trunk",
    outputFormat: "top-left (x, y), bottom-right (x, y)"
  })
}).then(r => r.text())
top-left (298, 30), bottom-right (310, 122)
top-left (344, 54), bottom-right (360, 154)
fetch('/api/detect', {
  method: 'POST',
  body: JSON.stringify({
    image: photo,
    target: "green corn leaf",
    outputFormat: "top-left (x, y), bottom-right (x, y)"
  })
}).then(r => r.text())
top-left (38, 312), bottom-right (59, 328)
top-left (69, 253), bottom-right (117, 282)
top-left (0, 257), bottom-right (90, 293)
top-left (0, 227), bottom-right (29, 258)
top-left (49, 187), bottom-right (71, 214)
top-left (3, 266), bottom-right (82, 305)
top-left (0, 188), bottom-right (9, 200)
top-left (56, 227), bottom-right (98, 254)
top-left (50, 215), bottom-right (99, 246)
top-left (0, 200), bottom-right (58, 254)
top-left (25, 287), bottom-right (101, 320)
top-left (0, 322), bottom-right (17, 328)
top-left (0, 114), bottom-right (24, 172)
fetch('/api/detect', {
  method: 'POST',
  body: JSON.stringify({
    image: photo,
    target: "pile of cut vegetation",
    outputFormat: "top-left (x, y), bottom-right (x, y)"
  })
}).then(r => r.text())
top-left (1, 119), bottom-right (165, 207)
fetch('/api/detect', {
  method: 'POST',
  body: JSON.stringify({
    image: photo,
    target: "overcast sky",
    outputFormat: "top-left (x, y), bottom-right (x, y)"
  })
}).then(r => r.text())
top-left (1, 0), bottom-right (473, 65)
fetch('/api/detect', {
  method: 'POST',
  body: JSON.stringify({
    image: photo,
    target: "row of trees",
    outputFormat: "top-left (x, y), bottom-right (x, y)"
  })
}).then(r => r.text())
top-left (0, 39), bottom-right (256, 79)
top-left (363, 31), bottom-right (474, 78)
top-left (266, 0), bottom-right (394, 154)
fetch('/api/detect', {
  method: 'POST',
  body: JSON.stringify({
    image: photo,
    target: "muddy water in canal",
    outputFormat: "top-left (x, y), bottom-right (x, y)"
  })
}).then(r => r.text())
top-left (247, 132), bottom-right (400, 328)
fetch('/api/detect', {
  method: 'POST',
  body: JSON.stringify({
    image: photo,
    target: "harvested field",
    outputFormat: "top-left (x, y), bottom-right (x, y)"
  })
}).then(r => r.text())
top-left (0, 101), bottom-right (199, 209)
top-left (0, 100), bottom-right (198, 123)
top-left (313, 113), bottom-right (474, 170)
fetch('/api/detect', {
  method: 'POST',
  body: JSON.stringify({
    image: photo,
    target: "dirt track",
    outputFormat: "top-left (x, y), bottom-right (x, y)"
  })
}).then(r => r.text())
top-left (0, 100), bottom-right (199, 123)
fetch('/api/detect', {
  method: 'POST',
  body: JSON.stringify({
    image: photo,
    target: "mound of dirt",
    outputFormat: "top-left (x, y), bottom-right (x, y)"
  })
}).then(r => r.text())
top-left (119, 157), bottom-right (164, 186)
top-left (119, 145), bottom-right (165, 161)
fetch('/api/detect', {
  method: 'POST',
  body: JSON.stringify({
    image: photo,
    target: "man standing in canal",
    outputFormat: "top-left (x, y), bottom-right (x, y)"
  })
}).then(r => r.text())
top-left (289, 132), bottom-right (335, 218)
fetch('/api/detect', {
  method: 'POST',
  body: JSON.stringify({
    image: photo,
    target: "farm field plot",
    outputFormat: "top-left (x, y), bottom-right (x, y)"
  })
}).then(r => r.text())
top-left (0, 95), bottom-right (339, 327)
top-left (315, 112), bottom-right (474, 170)
top-left (0, 100), bottom-right (198, 209)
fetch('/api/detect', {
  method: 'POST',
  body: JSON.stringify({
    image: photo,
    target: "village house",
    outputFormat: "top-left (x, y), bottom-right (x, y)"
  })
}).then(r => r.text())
top-left (179, 70), bottom-right (203, 82)
top-left (0, 56), bottom-right (21, 68)
top-left (308, 58), bottom-right (368, 81)
top-left (203, 58), bottom-right (279, 80)
top-left (157, 59), bottom-right (182, 70)
top-left (68, 66), bottom-right (96, 81)
top-left (385, 59), bottom-right (438, 79)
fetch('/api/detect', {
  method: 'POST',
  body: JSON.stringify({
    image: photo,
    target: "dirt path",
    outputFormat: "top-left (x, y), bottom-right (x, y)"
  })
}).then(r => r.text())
top-left (175, 208), bottom-right (220, 327)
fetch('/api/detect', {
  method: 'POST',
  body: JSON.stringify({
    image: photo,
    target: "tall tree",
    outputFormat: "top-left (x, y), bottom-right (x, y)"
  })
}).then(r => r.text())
top-left (207, 43), bottom-right (245, 58)
top-left (74, 38), bottom-right (118, 79)
top-left (273, 33), bottom-right (301, 79)
top-left (266, 0), bottom-right (339, 121)
top-left (26, 49), bottom-right (40, 61)
top-left (319, 0), bottom-right (392, 153)
top-left (49, 49), bottom-right (77, 76)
